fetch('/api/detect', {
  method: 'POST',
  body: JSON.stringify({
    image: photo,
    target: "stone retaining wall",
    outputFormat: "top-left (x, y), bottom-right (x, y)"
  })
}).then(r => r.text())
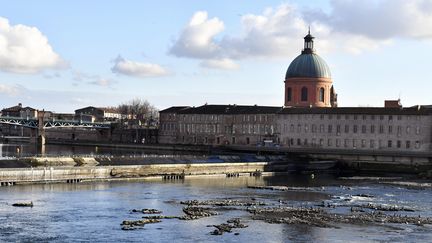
top-left (0, 162), bottom-right (269, 184)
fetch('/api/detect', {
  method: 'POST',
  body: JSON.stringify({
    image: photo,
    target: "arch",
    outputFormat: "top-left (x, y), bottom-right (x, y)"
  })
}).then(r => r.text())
top-left (301, 87), bottom-right (308, 101)
top-left (319, 87), bottom-right (325, 102)
top-left (287, 87), bottom-right (292, 101)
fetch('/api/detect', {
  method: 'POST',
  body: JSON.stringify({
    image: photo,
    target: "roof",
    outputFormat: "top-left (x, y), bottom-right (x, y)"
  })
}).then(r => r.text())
top-left (160, 105), bottom-right (432, 116)
top-left (285, 53), bottom-right (331, 79)
top-left (2, 104), bottom-right (37, 112)
top-left (75, 106), bottom-right (101, 112)
top-left (159, 106), bottom-right (190, 113)
top-left (279, 106), bottom-right (432, 115)
top-left (176, 105), bottom-right (283, 115)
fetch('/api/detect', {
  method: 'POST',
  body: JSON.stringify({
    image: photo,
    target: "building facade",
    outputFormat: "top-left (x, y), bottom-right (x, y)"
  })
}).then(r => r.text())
top-left (158, 32), bottom-right (432, 156)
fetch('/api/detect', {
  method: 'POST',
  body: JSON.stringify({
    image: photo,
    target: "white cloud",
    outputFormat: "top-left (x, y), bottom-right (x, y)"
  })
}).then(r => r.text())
top-left (0, 84), bottom-right (21, 96)
top-left (169, 11), bottom-right (224, 59)
top-left (170, 1), bottom-right (432, 63)
top-left (200, 58), bottom-right (239, 70)
top-left (0, 17), bottom-right (65, 74)
top-left (111, 56), bottom-right (170, 78)
top-left (89, 78), bottom-right (116, 87)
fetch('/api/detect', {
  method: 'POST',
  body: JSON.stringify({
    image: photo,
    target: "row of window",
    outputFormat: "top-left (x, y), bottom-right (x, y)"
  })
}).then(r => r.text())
top-left (281, 114), bottom-right (421, 121)
top-left (177, 123), bottom-right (275, 135)
top-left (286, 87), bottom-right (325, 102)
top-left (283, 124), bottom-right (421, 136)
top-left (287, 138), bottom-right (421, 149)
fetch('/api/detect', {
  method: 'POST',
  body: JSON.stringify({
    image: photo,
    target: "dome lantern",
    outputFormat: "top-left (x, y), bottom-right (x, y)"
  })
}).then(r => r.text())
top-left (302, 27), bottom-right (314, 54)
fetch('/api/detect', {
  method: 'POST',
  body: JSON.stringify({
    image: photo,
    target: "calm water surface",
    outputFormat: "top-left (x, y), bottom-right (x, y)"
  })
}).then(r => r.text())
top-left (1, 175), bottom-right (431, 242)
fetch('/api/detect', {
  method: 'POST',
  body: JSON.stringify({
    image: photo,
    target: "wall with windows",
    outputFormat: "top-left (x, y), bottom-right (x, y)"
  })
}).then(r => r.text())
top-left (276, 112), bottom-right (432, 153)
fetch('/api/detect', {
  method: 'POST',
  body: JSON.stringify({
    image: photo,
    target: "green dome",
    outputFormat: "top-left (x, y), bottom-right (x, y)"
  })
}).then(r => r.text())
top-left (285, 53), bottom-right (331, 79)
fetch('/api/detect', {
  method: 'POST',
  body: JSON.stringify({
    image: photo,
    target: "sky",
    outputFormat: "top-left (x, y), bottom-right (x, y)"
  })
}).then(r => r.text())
top-left (0, 0), bottom-right (431, 113)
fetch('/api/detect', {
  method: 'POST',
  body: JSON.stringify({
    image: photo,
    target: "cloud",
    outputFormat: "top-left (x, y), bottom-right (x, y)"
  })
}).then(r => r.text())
top-left (308, 0), bottom-right (432, 40)
top-left (0, 84), bottom-right (21, 96)
top-left (169, 11), bottom-right (224, 59)
top-left (200, 58), bottom-right (239, 70)
top-left (0, 17), bottom-right (65, 74)
top-left (88, 78), bottom-right (117, 87)
top-left (170, 1), bottom-right (432, 63)
top-left (111, 56), bottom-right (170, 78)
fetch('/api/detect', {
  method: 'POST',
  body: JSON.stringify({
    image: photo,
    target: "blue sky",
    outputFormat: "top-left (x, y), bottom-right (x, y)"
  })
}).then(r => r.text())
top-left (0, 0), bottom-right (431, 112)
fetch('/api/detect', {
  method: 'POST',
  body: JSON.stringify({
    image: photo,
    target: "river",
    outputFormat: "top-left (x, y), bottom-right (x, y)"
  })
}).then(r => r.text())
top-left (1, 174), bottom-right (432, 242)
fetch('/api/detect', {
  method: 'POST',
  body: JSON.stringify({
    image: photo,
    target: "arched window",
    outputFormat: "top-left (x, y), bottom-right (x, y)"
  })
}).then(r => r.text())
top-left (301, 87), bottom-right (308, 101)
top-left (319, 87), bottom-right (325, 102)
top-left (287, 87), bottom-right (292, 101)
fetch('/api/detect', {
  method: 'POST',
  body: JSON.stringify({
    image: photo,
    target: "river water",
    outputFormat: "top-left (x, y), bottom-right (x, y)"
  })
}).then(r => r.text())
top-left (1, 174), bottom-right (432, 242)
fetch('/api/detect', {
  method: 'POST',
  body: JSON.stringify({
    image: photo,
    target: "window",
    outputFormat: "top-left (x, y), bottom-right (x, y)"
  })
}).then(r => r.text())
top-left (319, 139), bottom-right (324, 146)
top-left (319, 87), bottom-right (325, 102)
top-left (388, 140), bottom-right (392, 148)
top-left (301, 87), bottom-right (308, 101)
top-left (362, 125), bottom-right (366, 134)
top-left (415, 141), bottom-right (420, 149)
top-left (336, 139), bottom-right (341, 147)
top-left (336, 125), bottom-right (341, 134)
top-left (370, 125), bottom-right (375, 134)
top-left (344, 139), bottom-right (349, 147)
top-left (361, 139), bottom-right (366, 148)
top-left (353, 125), bottom-right (358, 133)
top-left (406, 141), bottom-right (410, 149)
top-left (362, 115), bottom-right (366, 120)
top-left (345, 125), bottom-right (349, 133)
top-left (379, 125), bottom-right (384, 134)
top-left (287, 87), bottom-right (292, 101)
top-left (388, 126), bottom-right (393, 134)
top-left (327, 139), bottom-right (332, 146)
top-left (320, 125), bottom-right (324, 133)
top-left (297, 139), bottom-right (301, 145)
top-left (370, 140), bottom-right (375, 148)
top-left (416, 127), bottom-right (420, 135)
top-left (397, 140), bottom-right (401, 148)
top-left (389, 115), bottom-right (393, 121)
top-left (406, 126), bottom-right (411, 134)
top-left (297, 124), bottom-right (301, 132)
top-left (232, 137), bottom-right (236, 144)
top-left (328, 125), bottom-right (333, 133)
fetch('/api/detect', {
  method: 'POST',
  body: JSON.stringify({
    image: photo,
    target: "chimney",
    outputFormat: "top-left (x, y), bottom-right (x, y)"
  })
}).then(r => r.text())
top-left (384, 99), bottom-right (402, 108)
top-left (18, 103), bottom-right (22, 107)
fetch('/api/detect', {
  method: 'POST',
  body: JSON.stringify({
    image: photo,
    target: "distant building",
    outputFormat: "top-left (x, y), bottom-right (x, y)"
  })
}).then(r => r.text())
top-left (159, 32), bottom-right (432, 155)
top-left (1, 103), bottom-right (38, 119)
top-left (74, 106), bottom-right (122, 122)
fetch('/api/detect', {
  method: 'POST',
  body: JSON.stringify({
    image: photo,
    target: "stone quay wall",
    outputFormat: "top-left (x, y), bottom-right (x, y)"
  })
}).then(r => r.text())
top-left (0, 162), bottom-right (269, 185)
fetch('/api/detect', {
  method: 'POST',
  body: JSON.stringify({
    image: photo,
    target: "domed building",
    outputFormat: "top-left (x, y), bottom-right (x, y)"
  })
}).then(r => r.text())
top-left (284, 31), bottom-right (337, 107)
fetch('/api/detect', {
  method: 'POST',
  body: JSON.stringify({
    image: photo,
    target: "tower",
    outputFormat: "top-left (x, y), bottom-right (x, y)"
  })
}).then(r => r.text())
top-left (284, 30), bottom-right (337, 107)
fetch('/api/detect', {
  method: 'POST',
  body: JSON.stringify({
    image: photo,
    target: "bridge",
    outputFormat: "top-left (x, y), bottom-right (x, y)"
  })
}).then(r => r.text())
top-left (0, 113), bottom-right (111, 146)
top-left (0, 116), bottom-right (111, 129)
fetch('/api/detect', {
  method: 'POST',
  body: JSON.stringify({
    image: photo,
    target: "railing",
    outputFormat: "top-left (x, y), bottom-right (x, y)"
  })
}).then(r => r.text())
top-left (0, 116), bottom-right (111, 129)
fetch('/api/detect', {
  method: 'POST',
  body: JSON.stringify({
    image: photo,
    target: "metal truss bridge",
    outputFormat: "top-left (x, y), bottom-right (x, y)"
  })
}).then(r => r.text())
top-left (0, 116), bottom-right (111, 129)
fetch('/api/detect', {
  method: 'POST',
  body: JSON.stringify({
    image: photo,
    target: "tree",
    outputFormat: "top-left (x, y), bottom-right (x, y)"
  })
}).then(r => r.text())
top-left (117, 98), bottom-right (158, 121)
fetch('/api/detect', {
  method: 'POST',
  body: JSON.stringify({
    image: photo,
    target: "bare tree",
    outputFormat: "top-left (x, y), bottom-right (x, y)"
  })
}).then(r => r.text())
top-left (117, 98), bottom-right (158, 121)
